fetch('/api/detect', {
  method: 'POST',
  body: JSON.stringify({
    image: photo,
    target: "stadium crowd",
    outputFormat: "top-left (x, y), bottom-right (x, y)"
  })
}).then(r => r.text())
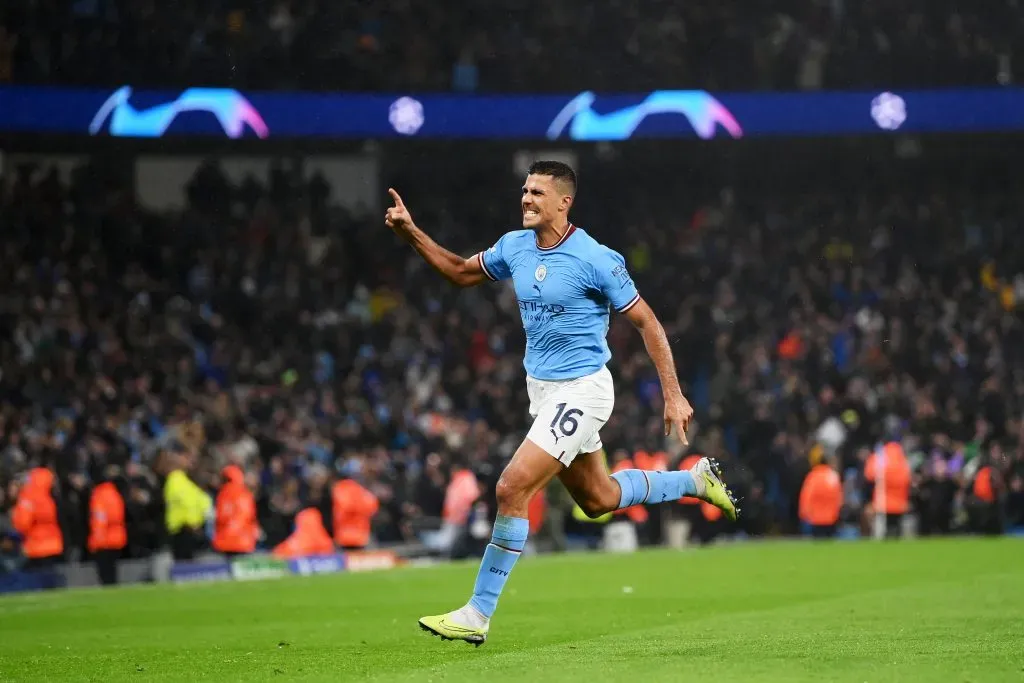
top-left (0, 0), bottom-right (1021, 91)
top-left (1, 155), bottom-right (1024, 575)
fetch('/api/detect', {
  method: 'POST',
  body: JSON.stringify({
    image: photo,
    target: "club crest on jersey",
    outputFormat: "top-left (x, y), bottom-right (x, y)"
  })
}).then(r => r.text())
top-left (534, 265), bottom-right (547, 282)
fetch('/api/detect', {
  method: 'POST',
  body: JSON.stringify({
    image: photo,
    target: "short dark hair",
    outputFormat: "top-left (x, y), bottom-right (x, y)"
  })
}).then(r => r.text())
top-left (527, 160), bottom-right (577, 197)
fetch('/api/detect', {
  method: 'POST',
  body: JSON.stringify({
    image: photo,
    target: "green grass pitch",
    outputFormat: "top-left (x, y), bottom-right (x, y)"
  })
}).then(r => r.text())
top-left (1, 538), bottom-right (1022, 682)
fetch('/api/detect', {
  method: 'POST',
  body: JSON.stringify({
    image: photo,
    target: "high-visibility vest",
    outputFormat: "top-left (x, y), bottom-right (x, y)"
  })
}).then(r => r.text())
top-left (164, 469), bottom-right (213, 533)
top-left (12, 468), bottom-right (64, 559)
top-left (273, 508), bottom-right (335, 558)
top-left (212, 465), bottom-right (258, 553)
top-left (798, 465), bottom-right (842, 526)
top-left (864, 442), bottom-right (911, 514)
top-left (974, 466), bottom-right (995, 503)
top-left (88, 482), bottom-right (127, 553)
top-left (442, 469), bottom-right (480, 525)
top-left (332, 479), bottom-right (379, 548)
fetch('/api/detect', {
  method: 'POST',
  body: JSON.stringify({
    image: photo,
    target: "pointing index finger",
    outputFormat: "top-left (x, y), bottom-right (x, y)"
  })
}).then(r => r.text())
top-left (676, 420), bottom-right (689, 445)
top-left (388, 188), bottom-right (405, 208)
top-left (675, 419), bottom-right (692, 446)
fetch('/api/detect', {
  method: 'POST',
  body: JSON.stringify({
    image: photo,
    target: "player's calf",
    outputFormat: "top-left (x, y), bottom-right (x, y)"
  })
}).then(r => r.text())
top-left (611, 467), bottom-right (698, 506)
top-left (574, 485), bottom-right (621, 519)
top-left (609, 457), bottom-right (738, 520)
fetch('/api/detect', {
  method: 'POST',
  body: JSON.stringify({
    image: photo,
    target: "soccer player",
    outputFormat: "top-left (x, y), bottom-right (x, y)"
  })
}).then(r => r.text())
top-left (384, 161), bottom-right (738, 645)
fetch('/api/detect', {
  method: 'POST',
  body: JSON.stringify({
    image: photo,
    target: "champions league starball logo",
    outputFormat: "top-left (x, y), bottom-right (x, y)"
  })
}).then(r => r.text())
top-left (389, 97), bottom-right (425, 135)
top-left (870, 92), bottom-right (907, 131)
top-left (546, 90), bottom-right (744, 141)
top-left (88, 86), bottom-right (269, 139)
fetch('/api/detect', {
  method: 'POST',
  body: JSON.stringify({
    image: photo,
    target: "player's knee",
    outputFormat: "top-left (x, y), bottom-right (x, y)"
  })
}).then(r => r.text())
top-left (495, 472), bottom-right (529, 512)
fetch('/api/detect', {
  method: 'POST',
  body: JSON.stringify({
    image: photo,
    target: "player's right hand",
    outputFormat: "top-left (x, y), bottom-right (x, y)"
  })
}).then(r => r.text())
top-left (385, 188), bottom-right (415, 235)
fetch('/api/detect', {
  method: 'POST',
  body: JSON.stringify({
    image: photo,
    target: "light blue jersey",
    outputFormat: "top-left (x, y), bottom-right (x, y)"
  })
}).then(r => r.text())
top-left (477, 224), bottom-right (640, 381)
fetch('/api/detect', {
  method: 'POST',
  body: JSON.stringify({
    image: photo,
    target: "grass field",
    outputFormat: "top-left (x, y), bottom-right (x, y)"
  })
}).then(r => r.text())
top-left (1, 538), bottom-right (1022, 682)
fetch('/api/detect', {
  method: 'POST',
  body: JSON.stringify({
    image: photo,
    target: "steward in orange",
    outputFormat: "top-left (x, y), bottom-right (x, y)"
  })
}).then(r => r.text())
top-left (970, 460), bottom-right (1004, 535)
top-left (864, 442), bottom-right (911, 538)
top-left (798, 458), bottom-right (843, 538)
top-left (212, 465), bottom-right (259, 557)
top-left (88, 466), bottom-right (127, 585)
top-left (273, 508), bottom-right (336, 559)
top-left (12, 467), bottom-right (64, 570)
top-left (331, 477), bottom-right (380, 550)
top-left (974, 464), bottom-right (996, 504)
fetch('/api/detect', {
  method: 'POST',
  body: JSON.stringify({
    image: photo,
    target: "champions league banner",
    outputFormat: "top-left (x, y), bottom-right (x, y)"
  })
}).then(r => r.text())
top-left (163, 551), bottom-right (398, 586)
top-left (1, 85), bottom-right (1023, 141)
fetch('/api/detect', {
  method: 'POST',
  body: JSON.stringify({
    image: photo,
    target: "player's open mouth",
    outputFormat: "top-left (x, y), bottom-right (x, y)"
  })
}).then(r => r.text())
top-left (523, 210), bottom-right (539, 218)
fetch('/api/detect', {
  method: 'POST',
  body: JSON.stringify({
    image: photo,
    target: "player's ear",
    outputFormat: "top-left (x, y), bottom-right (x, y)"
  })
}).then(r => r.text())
top-left (561, 194), bottom-right (573, 212)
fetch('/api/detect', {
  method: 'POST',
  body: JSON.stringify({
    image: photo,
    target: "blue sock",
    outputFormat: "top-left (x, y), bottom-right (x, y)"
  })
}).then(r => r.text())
top-left (611, 469), bottom-right (698, 507)
top-left (468, 514), bottom-right (529, 618)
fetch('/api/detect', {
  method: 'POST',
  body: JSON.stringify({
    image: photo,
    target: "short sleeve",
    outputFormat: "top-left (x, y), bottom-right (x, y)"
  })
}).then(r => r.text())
top-left (477, 233), bottom-right (513, 282)
top-left (594, 247), bottom-right (641, 313)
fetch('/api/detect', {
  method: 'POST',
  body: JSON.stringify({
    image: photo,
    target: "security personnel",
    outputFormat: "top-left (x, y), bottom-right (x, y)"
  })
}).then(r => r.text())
top-left (12, 467), bottom-right (64, 570)
top-left (864, 441), bottom-right (911, 538)
top-left (164, 453), bottom-right (213, 561)
top-left (88, 466), bottom-right (127, 585)
top-left (212, 465), bottom-right (258, 557)
top-left (273, 508), bottom-right (335, 559)
top-left (331, 476), bottom-right (379, 550)
top-left (799, 457), bottom-right (843, 538)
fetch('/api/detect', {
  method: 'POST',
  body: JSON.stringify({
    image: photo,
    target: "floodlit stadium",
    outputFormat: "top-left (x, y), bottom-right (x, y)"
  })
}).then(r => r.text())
top-left (1, 1), bottom-right (1023, 681)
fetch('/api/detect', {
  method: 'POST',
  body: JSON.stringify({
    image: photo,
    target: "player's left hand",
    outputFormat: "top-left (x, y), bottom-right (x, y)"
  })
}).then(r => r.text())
top-left (664, 395), bottom-right (694, 445)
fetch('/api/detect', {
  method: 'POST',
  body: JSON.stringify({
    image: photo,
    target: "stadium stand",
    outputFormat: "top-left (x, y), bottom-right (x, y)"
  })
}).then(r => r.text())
top-left (0, 0), bottom-right (1021, 91)
top-left (1, 152), bottom-right (1022, 572)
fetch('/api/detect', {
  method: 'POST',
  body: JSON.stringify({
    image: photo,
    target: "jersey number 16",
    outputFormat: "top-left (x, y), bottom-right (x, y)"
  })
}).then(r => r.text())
top-left (550, 402), bottom-right (584, 436)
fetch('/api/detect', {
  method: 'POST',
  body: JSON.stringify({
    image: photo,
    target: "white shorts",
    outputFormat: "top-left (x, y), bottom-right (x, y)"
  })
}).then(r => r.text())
top-left (525, 366), bottom-right (615, 467)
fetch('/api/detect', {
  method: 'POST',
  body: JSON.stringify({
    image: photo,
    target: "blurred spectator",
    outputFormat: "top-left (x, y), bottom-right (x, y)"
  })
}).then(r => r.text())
top-left (2, 1), bottom-right (1021, 91)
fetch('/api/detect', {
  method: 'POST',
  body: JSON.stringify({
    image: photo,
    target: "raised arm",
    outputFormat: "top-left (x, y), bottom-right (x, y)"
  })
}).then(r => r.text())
top-left (384, 188), bottom-right (487, 288)
top-left (623, 297), bottom-right (694, 444)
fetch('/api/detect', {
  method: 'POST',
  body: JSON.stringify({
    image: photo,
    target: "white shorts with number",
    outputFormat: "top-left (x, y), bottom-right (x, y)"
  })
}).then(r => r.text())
top-left (525, 366), bottom-right (615, 467)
